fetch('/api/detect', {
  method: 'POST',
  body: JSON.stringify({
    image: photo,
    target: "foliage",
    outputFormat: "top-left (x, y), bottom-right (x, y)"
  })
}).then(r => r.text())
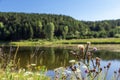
top-left (44, 22), bottom-right (55, 40)
top-left (1, 12), bottom-right (120, 41)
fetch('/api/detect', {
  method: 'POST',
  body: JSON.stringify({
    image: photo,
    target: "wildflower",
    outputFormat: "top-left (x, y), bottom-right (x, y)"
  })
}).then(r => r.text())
top-left (70, 51), bottom-right (76, 55)
top-left (93, 47), bottom-right (97, 51)
top-left (31, 64), bottom-right (36, 66)
top-left (69, 60), bottom-right (76, 65)
top-left (24, 71), bottom-right (33, 76)
top-left (69, 60), bottom-right (76, 63)
top-left (81, 65), bottom-right (88, 79)
top-left (85, 69), bottom-right (89, 73)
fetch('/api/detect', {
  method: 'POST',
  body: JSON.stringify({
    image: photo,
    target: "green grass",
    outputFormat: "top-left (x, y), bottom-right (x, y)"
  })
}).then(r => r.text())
top-left (1, 38), bottom-right (120, 46)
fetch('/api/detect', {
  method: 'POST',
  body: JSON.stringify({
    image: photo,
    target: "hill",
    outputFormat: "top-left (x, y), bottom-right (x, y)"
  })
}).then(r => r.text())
top-left (0, 12), bottom-right (120, 41)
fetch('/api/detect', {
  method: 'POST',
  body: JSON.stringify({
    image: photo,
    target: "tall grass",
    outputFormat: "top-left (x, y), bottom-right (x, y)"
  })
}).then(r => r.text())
top-left (0, 45), bottom-right (50, 80)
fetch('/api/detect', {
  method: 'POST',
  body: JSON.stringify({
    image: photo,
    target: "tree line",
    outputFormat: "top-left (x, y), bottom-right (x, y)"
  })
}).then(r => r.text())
top-left (0, 12), bottom-right (120, 41)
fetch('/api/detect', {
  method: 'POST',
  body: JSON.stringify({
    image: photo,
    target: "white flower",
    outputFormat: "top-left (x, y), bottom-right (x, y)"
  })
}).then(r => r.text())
top-left (69, 60), bottom-right (76, 63)
top-left (24, 71), bottom-right (33, 76)
top-left (31, 64), bottom-right (36, 66)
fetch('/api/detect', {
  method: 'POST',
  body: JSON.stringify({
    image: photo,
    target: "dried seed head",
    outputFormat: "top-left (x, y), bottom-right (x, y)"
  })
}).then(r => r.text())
top-left (92, 69), bottom-right (96, 72)
top-left (118, 68), bottom-right (120, 73)
top-left (100, 68), bottom-right (102, 71)
top-left (78, 45), bottom-right (84, 51)
top-left (96, 57), bottom-right (100, 61)
top-left (87, 42), bottom-right (91, 45)
top-left (96, 72), bottom-right (99, 74)
top-left (114, 71), bottom-right (117, 74)
top-left (108, 62), bottom-right (111, 66)
top-left (104, 66), bottom-right (106, 69)
top-left (96, 57), bottom-right (101, 67)
top-left (78, 62), bottom-right (80, 66)
top-left (107, 62), bottom-right (111, 69)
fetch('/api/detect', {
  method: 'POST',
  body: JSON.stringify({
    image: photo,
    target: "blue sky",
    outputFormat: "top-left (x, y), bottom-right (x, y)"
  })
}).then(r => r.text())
top-left (0, 0), bottom-right (120, 21)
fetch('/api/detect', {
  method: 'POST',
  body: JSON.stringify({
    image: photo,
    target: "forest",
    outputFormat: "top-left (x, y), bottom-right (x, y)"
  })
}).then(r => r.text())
top-left (0, 12), bottom-right (120, 41)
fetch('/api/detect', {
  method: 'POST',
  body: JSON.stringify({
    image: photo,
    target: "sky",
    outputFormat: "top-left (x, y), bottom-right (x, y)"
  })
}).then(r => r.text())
top-left (0, 0), bottom-right (120, 21)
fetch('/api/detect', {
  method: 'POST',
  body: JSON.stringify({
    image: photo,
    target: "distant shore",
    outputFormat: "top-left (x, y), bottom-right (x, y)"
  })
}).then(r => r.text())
top-left (0, 38), bottom-right (120, 51)
top-left (1, 38), bottom-right (120, 46)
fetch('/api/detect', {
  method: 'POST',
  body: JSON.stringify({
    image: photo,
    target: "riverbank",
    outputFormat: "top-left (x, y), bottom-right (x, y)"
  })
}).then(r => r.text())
top-left (0, 38), bottom-right (120, 52)
top-left (1, 38), bottom-right (120, 46)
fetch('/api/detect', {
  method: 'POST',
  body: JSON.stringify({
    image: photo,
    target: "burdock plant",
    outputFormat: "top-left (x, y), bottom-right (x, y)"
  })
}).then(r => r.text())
top-left (54, 42), bottom-right (120, 80)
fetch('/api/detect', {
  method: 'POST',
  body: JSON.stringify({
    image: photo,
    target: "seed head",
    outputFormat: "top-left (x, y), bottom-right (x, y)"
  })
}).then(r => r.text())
top-left (114, 71), bottom-right (117, 74)
top-left (87, 42), bottom-right (91, 45)
top-left (100, 68), bottom-right (102, 72)
top-left (107, 62), bottom-right (111, 69)
top-left (118, 68), bottom-right (120, 73)
top-left (78, 45), bottom-right (84, 51)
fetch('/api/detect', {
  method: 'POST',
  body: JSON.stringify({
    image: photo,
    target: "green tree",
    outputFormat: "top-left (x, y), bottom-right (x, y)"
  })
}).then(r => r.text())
top-left (27, 26), bottom-right (33, 39)
top-left (37, 21), bottom-right (43, 38)
top-left (0, 22), bottom-right (4, 40)
top-left (44, 22), bottom-right (55, 40)
top-left (62, 26), bottom-right (68, 39)
top-left (0, 22), bottom-right (4, 28)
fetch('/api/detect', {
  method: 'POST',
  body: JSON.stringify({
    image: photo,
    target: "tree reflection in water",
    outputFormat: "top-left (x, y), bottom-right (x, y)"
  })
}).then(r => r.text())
top-left (0, 46), bottom-right (120, 70)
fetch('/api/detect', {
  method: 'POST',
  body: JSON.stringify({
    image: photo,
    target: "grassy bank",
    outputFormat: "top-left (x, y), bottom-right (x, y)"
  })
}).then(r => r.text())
top-left (0, 38), bottom-right (120, 46)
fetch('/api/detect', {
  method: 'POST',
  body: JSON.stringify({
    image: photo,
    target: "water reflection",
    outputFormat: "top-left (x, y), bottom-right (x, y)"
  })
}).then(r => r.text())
top-left (0, 46), bottom-right (120, 70)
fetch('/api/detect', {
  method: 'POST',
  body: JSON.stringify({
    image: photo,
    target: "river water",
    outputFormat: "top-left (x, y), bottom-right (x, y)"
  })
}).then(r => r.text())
top-left (0, 45), bottom-right (120, 80)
